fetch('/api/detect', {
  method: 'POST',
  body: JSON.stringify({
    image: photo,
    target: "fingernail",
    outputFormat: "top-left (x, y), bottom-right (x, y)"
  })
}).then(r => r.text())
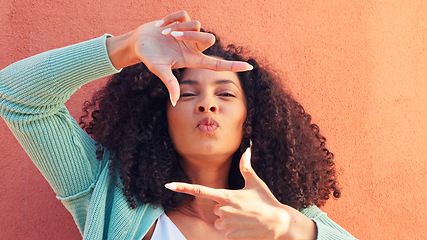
top-left (170, 95), bottom-right (177, 107)
top-left (155, 20), bottom-right (164, 27)
top-left (246, 63), bottom-right (254, 71)
top-left (165, 183), bottom-right (177, 190)
top-left (245, 146), bottom-right (251, 163)
top-left (171, 31), bottom-right (184, 37)
top-left (214, 221), bottom-right (225, 230)
top-left (162, 28), bottom-right (171, 35)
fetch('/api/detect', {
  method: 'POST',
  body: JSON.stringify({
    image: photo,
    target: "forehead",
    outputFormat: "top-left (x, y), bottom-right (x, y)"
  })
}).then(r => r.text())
top-left (181, 68), bottom-right (240, 86)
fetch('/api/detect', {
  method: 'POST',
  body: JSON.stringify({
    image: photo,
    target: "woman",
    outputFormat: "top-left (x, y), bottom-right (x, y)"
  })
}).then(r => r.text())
top-left (0, 11), bottom-right (356, 239)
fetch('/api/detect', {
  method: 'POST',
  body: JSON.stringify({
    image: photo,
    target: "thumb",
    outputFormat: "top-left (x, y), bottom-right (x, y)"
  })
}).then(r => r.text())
top-left (239, 146), bottom-right (264, 188)
top-left (150, 65), bottom-right (180, 106)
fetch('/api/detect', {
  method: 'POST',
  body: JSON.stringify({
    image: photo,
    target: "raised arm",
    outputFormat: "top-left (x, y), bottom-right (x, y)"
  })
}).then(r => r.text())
top-left (0, 34), bottom-right (120, 198)
top-left (0, 11), bottom-right (252, 199)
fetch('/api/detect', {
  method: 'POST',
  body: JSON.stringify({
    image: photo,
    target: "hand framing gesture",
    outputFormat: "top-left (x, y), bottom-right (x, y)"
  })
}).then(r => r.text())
top-left (107, 11), bottom-right (253, 106)
top-left (165, 147), bottom-right (317, 240)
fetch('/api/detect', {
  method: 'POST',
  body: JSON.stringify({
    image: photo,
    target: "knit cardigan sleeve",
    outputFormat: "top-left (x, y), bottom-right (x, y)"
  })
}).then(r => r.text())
top-left (301, 205), bottom-right (358, 239)
top-left (0, 35), bottom-right (120, 198)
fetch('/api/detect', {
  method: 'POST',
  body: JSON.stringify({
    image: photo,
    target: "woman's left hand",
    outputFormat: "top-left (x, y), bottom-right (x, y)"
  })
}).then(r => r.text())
top-left (165, 148), bottom-right (317, 240)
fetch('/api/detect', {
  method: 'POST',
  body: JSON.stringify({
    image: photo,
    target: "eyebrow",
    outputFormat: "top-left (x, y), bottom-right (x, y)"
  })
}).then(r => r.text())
top-left (180, 79), bottom-right (240, 89)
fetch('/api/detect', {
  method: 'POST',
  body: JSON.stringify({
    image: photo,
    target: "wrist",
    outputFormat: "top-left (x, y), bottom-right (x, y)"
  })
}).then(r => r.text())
top-left (289, 212), bottom-right (317, 240)
top-left (106, 30), bottom-right (140, 70)
top-left (275, 204), bottom-right (317, 240)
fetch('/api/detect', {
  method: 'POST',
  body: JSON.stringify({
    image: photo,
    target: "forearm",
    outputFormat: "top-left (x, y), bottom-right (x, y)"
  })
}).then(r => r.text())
top-left (275, 204), bottom-right (317, 240)
top-left (275, 204), bottom-right (357, 240)
top-left (106, 30), bottom-right (141, 70)
top-left (288, 213), bottom-right (317, 240)
top-left (0, 35), bottom-right (119, 115)
top-left (0, 35), bottom-right (120, 197)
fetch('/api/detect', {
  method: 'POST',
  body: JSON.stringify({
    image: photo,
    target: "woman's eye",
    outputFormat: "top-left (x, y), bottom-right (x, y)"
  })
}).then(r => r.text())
top-left (180, 93), bottom-right (196, 97)
top-left (218, 92), bottom-right (236, 97)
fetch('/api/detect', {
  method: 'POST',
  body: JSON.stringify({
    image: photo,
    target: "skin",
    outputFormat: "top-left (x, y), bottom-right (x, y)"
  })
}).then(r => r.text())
top-left (164, 70), bottom-right (316, 240)
top-left (165, 67), bottom-right (247, 239)
top-left (167, 68), bottom-right (247, 176)
top-left (105, 10), bottom-right (253, 105)
top-left (106, 10), bottom-right (316, 240)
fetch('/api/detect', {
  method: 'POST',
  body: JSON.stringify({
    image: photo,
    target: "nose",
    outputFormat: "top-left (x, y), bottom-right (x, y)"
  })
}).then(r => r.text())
top-left (196, 97), bottom-right (218, 113)
top-left (198, 105), bottom-right (217, 113)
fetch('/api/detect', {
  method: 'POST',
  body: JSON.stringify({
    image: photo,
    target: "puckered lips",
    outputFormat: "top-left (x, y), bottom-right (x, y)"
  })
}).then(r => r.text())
top-left (196, 117), bottom-right (219, 134)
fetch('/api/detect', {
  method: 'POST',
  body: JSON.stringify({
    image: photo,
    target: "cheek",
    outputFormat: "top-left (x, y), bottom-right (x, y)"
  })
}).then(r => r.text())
top-left (166, 106), bottom-right (180, 142)
top-left (239, 112), bottom-right (247, 136)
top-left (230, 104), bottom-right (247, 137)
top-left (166, 104), bottom-right (193, 150)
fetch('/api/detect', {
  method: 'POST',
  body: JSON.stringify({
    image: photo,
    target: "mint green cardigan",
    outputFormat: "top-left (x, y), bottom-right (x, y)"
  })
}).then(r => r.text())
top-left (0, 35), bottom-right (357, 240)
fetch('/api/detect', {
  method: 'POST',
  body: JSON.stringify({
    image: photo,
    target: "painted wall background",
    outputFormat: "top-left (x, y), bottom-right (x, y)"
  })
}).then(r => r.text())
top-left (0, 0), bottom-right (425, 239)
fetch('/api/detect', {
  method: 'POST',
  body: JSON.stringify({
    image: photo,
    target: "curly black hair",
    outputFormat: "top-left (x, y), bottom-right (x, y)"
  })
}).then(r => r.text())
top-left (79, 32), bottom-right (340, 211)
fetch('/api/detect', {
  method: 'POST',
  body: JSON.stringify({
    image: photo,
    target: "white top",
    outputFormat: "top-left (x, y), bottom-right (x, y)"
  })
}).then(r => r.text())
top-left (151, 213), bottom-right (187, 240)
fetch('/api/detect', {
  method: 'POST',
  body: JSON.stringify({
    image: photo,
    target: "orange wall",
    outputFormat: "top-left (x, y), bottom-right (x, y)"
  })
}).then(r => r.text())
top-left (0, 1), bottom-right (425, 239)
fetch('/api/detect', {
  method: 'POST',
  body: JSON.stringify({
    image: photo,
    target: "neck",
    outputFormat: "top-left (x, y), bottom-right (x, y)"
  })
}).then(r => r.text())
top-left (180, 154), bottom-right (232, 188)
top-left (176, 155), bottom-right (232, 223)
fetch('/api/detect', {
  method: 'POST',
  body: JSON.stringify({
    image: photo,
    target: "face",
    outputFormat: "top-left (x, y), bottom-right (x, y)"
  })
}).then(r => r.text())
top-left (167, 68), bottom-right (247, 165)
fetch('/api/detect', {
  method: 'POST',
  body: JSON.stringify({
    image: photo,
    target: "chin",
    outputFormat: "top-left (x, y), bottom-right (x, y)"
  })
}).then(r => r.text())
top-left (180, 143), bottom-right (238, 161)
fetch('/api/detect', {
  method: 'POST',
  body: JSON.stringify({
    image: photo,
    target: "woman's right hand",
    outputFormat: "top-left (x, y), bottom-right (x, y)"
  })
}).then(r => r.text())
top-left (106, 11), bottom-right (253, 106)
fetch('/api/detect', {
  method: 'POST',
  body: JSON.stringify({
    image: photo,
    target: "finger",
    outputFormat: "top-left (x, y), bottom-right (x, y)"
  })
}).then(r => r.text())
top-left (165, 182), bottom-right (229, 203)
top-left (216, 205), bottom-right (239, 217)
top-left (222, 218), bottom-right (264, 240)
top-left (162, 21), bottom-right (202, 37)
top-left (170, 20), bottom-right (201, 32)
top-left (220, 217), bottom-right (260, 235)
top-left (148, 65), bottom-right (180, 106)
top-left (239, 147), bottom-right (265, 187)
top-left (213, 204), bottom-right (221, 216)
top-left (156, 10), bottom-right (191, 27)
top-left (194, 55), bottom-right (253, 72)
top-left (169, 31), bottom-right (215, 52)
top-left (226, 230), bottom-right (261, 240)
top-left (214, 218), bottom-right (225, 230)
top-left (213, 204), bottom-right (238, 217)
top-left (159, 21), bottom-right (179, 35)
